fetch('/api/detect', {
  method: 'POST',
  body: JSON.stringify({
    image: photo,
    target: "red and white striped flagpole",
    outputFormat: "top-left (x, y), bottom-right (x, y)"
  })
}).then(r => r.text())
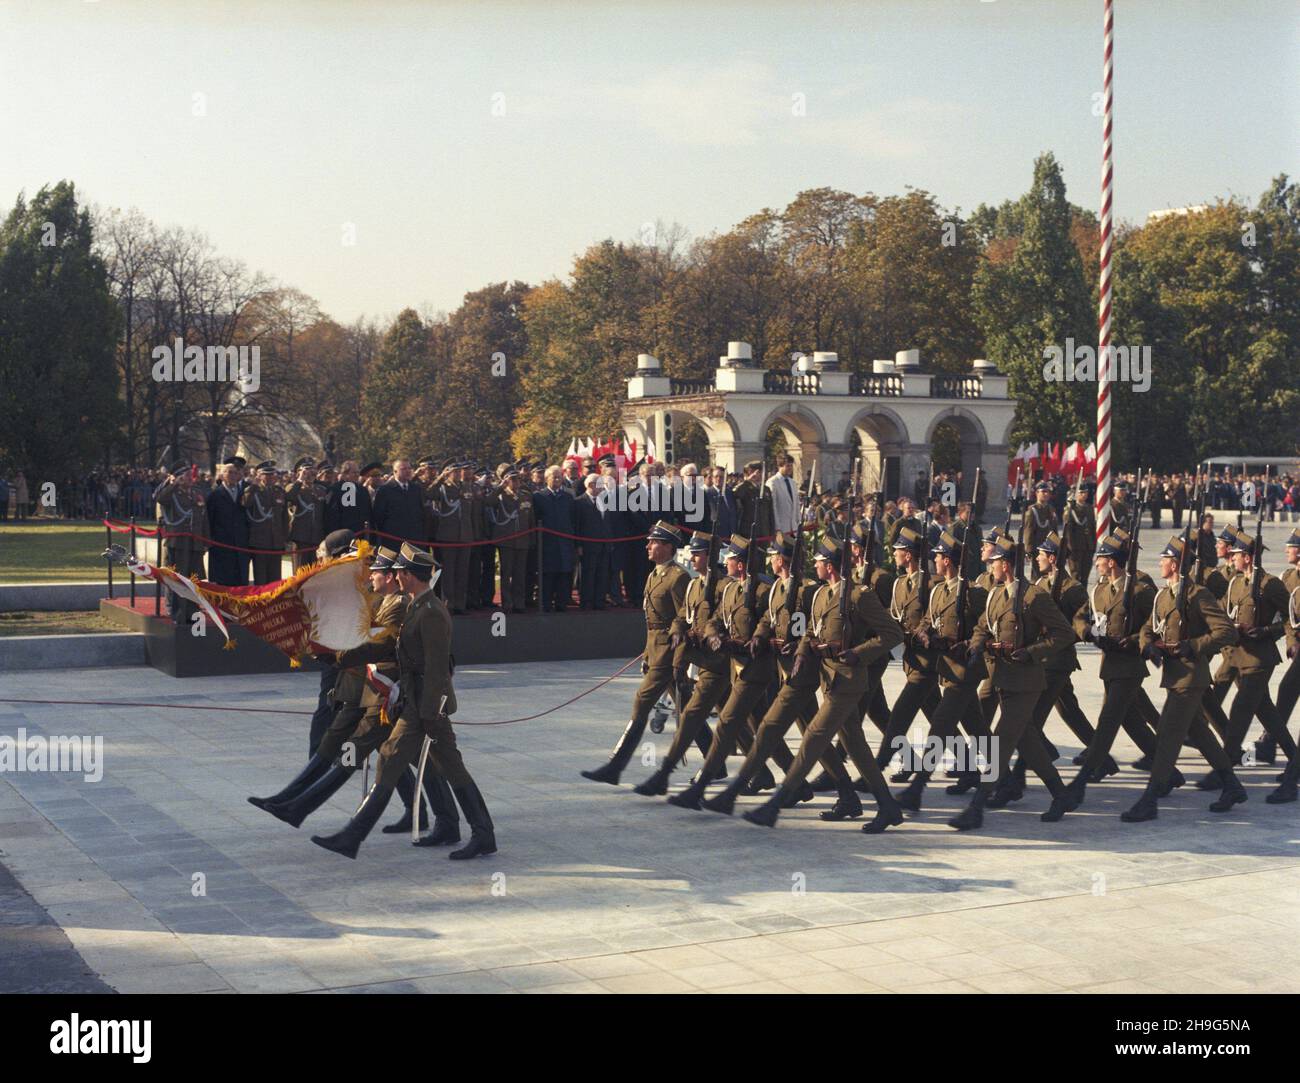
top-left (1095, 0), bottom-right (1115, 543)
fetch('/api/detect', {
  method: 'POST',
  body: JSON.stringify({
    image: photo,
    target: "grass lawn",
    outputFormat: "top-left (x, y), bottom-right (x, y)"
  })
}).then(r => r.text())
top-left (0, 610), bottom-right (129, 636)
top-left (0, 521), bottom-right (159, 582)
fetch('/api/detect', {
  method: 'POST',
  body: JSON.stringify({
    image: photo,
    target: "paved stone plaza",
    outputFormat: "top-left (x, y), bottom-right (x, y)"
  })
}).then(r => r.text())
top-left (1, 643), bottom-right (1298, 995)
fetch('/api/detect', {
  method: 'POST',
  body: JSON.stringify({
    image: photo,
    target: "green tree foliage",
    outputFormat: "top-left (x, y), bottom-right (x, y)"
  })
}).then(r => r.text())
top-left (359, 308), bottom-right (436, 462)
top-left (0, 182), bottom-right (121, 481)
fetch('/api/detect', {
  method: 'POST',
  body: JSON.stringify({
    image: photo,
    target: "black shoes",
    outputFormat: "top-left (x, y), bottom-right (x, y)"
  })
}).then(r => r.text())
top-left (1120, 791), bottom-right (1158, 822)
top-left (310, 781), bottom-right (395, 859)
top-left (1040, 778), bottom-right (1085, 822)
top-left (1266, 778), bottom-right (1298, 804)
top-left (945, 771), bottom-right (981, 796)
top-left (948, 789), bottom-right (986, 831)
top-left (264, 766), bottom-right (353, 828)
top-left (1254, 738), bottom-right (1278, 766)
top-left (702, 781), bottom-right (744, 816)
top-left (1195, 769), bottom-right (1224, 792)
top-left (580, 719), bottom-right (644, 785)
top-left (413, 818), bottom-right (462, 847)
top-left (581, 761), bottom-right (623, 785)
top-left (743, 765), bottom-right (778, 795)
top-left (667, 779), bottom-right (708, 810)
top-left (448, 782), bottom-right (497, 860)
top-left (1087, 755), bottom-right (1120, 782)
top-left (818, 793), bottom-right (864, 821)
top-left (1155, 768), bottom-right (1185, 798)
top-left (1132, 754), bottom-right (1153, 771)
top-left (742, 787), bottom-right (788, 828)
top-left (895, 778), bottom-right (926, 813)
top-left (633, 765), bottom-right (672, 796)
top-left (1208, 773), bottom-right (1247, 813)
top-left (862, 802), bottom-right (904, 834)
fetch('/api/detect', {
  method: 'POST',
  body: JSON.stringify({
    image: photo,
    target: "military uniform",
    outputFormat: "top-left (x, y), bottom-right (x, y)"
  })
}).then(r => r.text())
top-left (1027, 552), bottom-right (1097, 757)
top-left (152, 474), bottom-right (208, 619)
top-left (429, 468), bottom-right (476, 613)
top-left (582, 523), bottom-right (691, 784)
top-left (876, 549), bottom-right (942, 770)
top-left (242, 470), bottom-right (288, 584)
top-left (285, 476), bottom-right (327, 571)
top-left (489, 479), bottom-right (536, 612)
top-left (1022, 499), bottom-right (1060, 553)
top-left (1061, 501), bottom-right (1096, 585)
top-left (1127, 537), bottom-right (1242, 821)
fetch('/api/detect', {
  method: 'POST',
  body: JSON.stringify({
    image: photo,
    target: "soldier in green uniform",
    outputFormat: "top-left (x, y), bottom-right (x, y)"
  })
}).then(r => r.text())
top-left (1201, 528), bottom-right (1299, 784)
top-left (741, 536), bottom-right (906, 833)
top-left (1109, 480), bottom-right (1134, 533)
top-left (285, 459), bottom-right (327, 571)
top-left (1124, 535), bottom-right (1244, 821)
top-left (312, 543), bottom-right (496, 859)
top-left (247, 546), bottom-right (459, 843)
top-left (1062, 485), bottom-right (1096, 586)
top-left (1045, 533), bottom-right (1165, 819)
top-left (892, 530), bottom-right (993, 811)
top-left (429, 461), bottom-right (475, 614)
top-left (700, 534), bottom-right (863, 820)
top-left (631, 531), bottom-right (728, 794)
top-left (949, 533), bottom-right (1077, 830)
top-left (664, 536), bottom-right (799, 808)
top-left (1265, 530), bottom-right (1300, 802)
top-left (1023, 482), bottom-right (1060, 553)
top-left (489, 468), bottom-right (535, 612)
top-left (152, 464), bottom-right (208, 621)
top-left (581, 521), bottom-right (692, 785)
top-left (242, 461), bottom-right (288, 584)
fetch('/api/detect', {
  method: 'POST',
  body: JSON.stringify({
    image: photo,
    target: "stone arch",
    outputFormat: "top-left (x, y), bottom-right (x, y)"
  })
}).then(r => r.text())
top-left (755, 403), bottom-right (828, 481)
top-left (925, 406), bottom-right (988, 495)
top-left (845, 406), bottom-right (910, 499)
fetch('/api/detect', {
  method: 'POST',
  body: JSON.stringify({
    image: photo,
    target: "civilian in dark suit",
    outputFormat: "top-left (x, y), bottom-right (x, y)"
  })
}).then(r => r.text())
top-left (206, 460), bottom-right (250, 586)
top-left (371, 459), bottom-right (425, 544)
top-left (532, 467), bottom-right (577, 612)
top-left (324, 460), bottom-right (373, 535)
top-left (574, 476), bottom-right (614, 609)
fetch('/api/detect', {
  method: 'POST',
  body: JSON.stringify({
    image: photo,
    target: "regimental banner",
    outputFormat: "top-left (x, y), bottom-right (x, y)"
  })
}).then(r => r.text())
top-left (105, 541), bottom-right (385, 666)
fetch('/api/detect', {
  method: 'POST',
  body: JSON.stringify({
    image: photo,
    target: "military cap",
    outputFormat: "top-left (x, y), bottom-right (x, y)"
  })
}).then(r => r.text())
top-left (647, 520), bottom-right (686, 547)
top-left (987, 534), bottom-right (1018, 562)
top-left (687, 530), bottom-right (713, 553)
top-left (1228, 528), bottom-right (1263, 555)
top-left (1217, 525), bottom-right (1238, 544)
top-left (892, 526), bottom-right (923, 552)
top-left (743, 460), bottom-right (763, 473)
top-left (501, 469), bottom-right (520, 481)
top-left (1095, 532), bottom-right (1129, 560)
top-left (222, 456), bottom-right (247, 468)
top-left (292, 456), bottom-right (314, 470)
top-left (360, 462), bottom-right (383, 476)
top-left (766, 532), bottom-right (795, 559)
top-left (985, 525), bottom-right (1007, 544)
top-left (417, 456), bottom-right (438, 469)
top-left (719, 534), bottom-right (751, 562)
top-left (256, 460), bottom-right (277, 474)
top-left (369, 545), bottom-right (400, 571)
top-left (597, 454), bottom-right (616, 467)
top-left (1286, 529), bottom-right (1300, 548)
top-left (932, 530), bottom-right (961, 557)
top-left (496, 462), bottom-right (512, 478)
top-left (317, 460), bottom-right (334, 471)
top-left (1034, 481), bottom-right (1052, 492)
top-left (392, 541), bottom-right (438, 578)
top-left (1158, 535), bottom-right (1189, 560)
top-left (1114, 479), bottom-right (1130, 490)
top-left (813, 535), bottom-right (843, 563)
top-left (1036, 530), bottom-right (1062, 555)
top-left (319, 529), bottom-right (355, 559)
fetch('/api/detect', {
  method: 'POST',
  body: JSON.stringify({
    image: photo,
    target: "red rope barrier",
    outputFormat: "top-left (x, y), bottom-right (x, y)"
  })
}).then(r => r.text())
top-left (0, 655), bottom-right (644, 728)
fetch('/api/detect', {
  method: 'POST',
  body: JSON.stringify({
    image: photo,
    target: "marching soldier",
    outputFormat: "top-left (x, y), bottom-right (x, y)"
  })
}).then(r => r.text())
top-left (631, 532), bottom-right (727, 795)
top-left (740, 535), bottom-right (906, 833)
top-left (1202, 527), bottom-right (1299, 784)
top-left (892, 529), bottom-right (994, 810)
top-left (285, 459), bottom-right (327, 571)
top-left (1266, 530), bottom-right (1300, 802)
top-left (152, 464), bottom-right (208, 620)
top-left (700, 533), bottom-right (863, 819)
top-left (1023, 482), bottom-right (1060, 552)
top-left (242, 461), bottom-right (288, 584)
top-left (312, 543), bottom-right (496, 860)
top-left (664, 535), bottom-right (802, 808)
top-left (1046, 532), bottom-right (1165, 819)
top-left (581, 521), bottom-right (694, 785)
top-left (488, 469), bottom-right (535, 612)
top-left (949, 533), bottom-right (1077, 830)
top-left (247, 546), bottom-right (459, 844)
top-left (1124, 535), bottom-right (1244, 821)
top-left (1062, 486), bottom-right (1096, 586)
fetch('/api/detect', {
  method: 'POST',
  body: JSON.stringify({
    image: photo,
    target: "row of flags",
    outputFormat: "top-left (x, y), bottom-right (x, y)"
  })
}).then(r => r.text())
top-left (1009, 440), bottom-right (1097, 485)
top-left (564, 437), bottom-right (640, 473)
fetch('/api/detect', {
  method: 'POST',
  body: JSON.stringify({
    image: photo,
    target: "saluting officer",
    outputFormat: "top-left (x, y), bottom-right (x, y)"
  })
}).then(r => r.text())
top-left (489, 468), bottom-right (536, 612)
top-left (153, 464), bottom-right (209, 619)
top-left (242, 461), bottom-right (288, 584)
top-left (429, 461), bottom-right (476, 614)
top-left (285, 459), bottom-right (327, 571)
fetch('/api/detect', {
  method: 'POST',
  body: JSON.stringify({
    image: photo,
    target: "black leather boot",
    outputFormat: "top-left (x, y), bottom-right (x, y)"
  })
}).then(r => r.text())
top-left (667, 776), bottom-right (709, 810)
top-left (742, 785), bottom-right (792, 827)
top-left (248, 754), bottom-right (331, 811)
top-left (701, 777), bottom-right (745, 815)
top-left (862, 794), bottom-right (905, 834)
top-left (986, 763), bottom-right (1026, 808)
top-left (265, 765), bottom-right (353, 828)
top-left (945, 770), bottom-right (981, 795)
top-left (449, 781), bottom-right (497, 859)
top-left (310, 781), bottom-right (394, 859)
top-left (1120, 788), bottom-right (1159, 822)
top-left (1208, 770), bottom-right (1247, 813)
top-left (383, 769), bottom-right (428, 834)
top-left (948, 787), bottom-right (987, 831)
top-left (743, 764), bottom-right (777, 795)
top-left (1155, 768), bottom-right (1185, 798)
top-left (818, 779), bottom-right (863, 820)
top-left (633, 762), bottom-right (673, 796)
top-left (1131, 753), bottom-right (1153, 771)
top-left (1041, 775), bottom-right (1086, 822)
top-left (581, 717), bottom-right (647, 785)
top-left (412, 770), bottom-right (461, 847)
top-left (895, 776), bottom-right (927, 813)
top-left (1266, 772), bottom-right (1298, 804)
top-left (1195, 768), bottom-right (1224, 791)
top-left (1087, 755), bottom-right (1120, 782)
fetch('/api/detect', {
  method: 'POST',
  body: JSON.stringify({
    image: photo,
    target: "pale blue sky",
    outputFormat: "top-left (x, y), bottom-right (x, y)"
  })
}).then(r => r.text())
top-left (2, 0), bottom-right (1295, 323)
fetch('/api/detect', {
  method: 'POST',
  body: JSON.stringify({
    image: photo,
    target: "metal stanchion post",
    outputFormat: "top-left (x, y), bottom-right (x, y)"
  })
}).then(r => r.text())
top-left (129, 517), bottom-right (137, 607)
top-left (106, 523), bottom-right (114, 599)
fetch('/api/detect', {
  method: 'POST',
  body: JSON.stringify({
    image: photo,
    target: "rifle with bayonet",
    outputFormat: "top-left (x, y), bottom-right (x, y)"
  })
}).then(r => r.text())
top-left (782, 461), bottom-right (816, 634)
top-left (743, 464), bottom-right (767, 618)
top-left (1121, 467), bottom-right (1146, 636)
top-left (836, 451), bottom-right (860, 653)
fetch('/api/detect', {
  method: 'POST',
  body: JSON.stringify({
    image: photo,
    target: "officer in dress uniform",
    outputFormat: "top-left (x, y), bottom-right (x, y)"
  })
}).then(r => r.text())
top-left (285, 459), bottom-right (327, 571)
top-left (429, 461), bottom-right (476, 614)
top-left (1023, 481), bottom-right (1061, 552)
top-left (311, 543), bottom-right (496, 860)
top-left (488, 469), bottom-right (535, 612)
top-left (153, 464), bottom-right (209, 620)
top-left (581, 522), bottom-right (691, 785)
top-left (242, 461), bottom-right (288, 584)
top-left (1061, 486), bottom-right (1096, 586)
